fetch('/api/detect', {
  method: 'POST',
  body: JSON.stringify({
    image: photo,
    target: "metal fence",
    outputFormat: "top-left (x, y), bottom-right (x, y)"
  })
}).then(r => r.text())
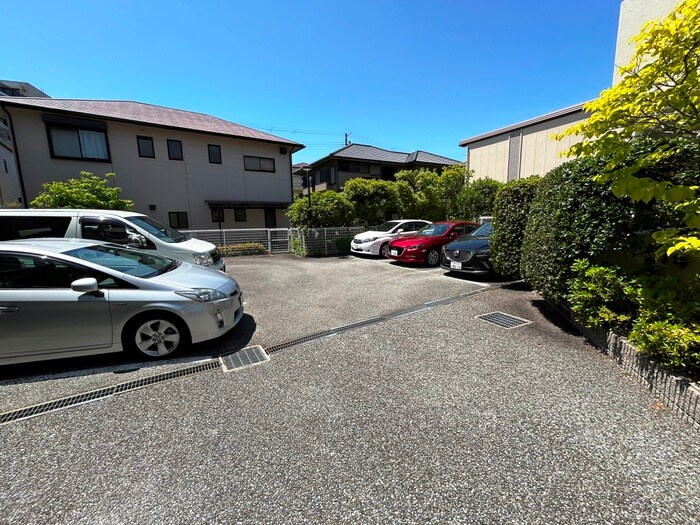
top-left (184, 227), bottom-right (366, 256)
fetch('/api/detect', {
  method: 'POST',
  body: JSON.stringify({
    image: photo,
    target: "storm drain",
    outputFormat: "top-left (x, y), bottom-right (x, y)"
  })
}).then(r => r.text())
top-left (220, 345), bottom-right (269, 372)
top-left (477, 311), bottom-right (531, 329)
top-left (0, 360), bottom-right (221, 425)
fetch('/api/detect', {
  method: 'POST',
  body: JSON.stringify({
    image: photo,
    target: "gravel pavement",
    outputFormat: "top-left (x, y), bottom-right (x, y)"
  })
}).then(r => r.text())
top-left (1, 255), bottom-right (698, 524)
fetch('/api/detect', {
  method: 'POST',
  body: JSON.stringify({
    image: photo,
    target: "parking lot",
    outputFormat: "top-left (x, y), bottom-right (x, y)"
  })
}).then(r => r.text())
top-left (1, 254), bottom-right (699, 524)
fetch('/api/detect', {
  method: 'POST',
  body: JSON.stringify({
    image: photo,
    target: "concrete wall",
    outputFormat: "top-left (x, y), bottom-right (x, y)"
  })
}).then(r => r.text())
top-left (467, 111), bottom-right (588, 183)
top-left (613, 0), bottom-right (679, 84)
top-left (6, 107), bottom-right (293, 229)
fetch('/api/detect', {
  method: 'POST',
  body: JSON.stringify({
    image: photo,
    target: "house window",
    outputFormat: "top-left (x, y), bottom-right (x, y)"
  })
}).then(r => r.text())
top-left (319, 167), bottom-right (335, 185)
top-left (167, 139), bottom-right (183, 161)
top-left (208, 144), bottom-right (222, 164)
top-left (137, 136), bottom-right (155, 158)
top-left (211, 208), bottom-right (224, 223)
top-left (168, 212), bottom-right (189, 229)
top-left (244, 156), bottom-right (275, 172)
top-left (338, 161), bottom-right (370, 174)
top-left (234, 208), bottom-right (246, 222)
top-left (47, 125), bottom-right (110, 161)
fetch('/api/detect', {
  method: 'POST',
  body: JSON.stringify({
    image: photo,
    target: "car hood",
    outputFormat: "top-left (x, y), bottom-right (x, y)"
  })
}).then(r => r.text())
top-left (390, 235), bottom-right (436, 247)
top-left (354, 230), bottom-right (395, 240)
top-left (444, 236), bottom-right (490, 251)
top-left (150, 262), bottom-right (236, 291)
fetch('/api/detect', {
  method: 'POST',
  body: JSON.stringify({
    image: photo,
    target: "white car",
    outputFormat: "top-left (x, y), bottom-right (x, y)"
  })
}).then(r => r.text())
top-left (0, 238), bottom-right (244, 365)
top-left (351, 220), bottom-right (431, 257)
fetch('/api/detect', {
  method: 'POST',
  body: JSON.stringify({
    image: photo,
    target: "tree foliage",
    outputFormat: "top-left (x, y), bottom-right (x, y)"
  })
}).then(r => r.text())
top-left (558, 0), bottom-right (700, 257)
top-left (286, 191), bottom-right (354, 228)
top-left (30, 172), bottom-right (133, 210)
top-left (457, 178), bottom-right (502, 221)
top-left (342, 178), bottom-right (398, 225)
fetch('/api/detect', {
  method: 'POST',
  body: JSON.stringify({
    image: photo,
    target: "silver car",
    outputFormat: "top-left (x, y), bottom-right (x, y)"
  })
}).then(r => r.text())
top-left (0, 238), bottom-right (243, 365)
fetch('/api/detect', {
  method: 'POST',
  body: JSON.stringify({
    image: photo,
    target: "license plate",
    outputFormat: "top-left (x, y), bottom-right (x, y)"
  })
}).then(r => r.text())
top-left (450, 261), bottom-right (462, 270)
top-left (390, 249), bottom-right (398, 256)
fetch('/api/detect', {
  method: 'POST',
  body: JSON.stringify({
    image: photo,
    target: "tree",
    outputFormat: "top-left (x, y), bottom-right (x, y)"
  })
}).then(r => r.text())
top-left (438, 164), bottom-right (472, 219)
top-left (31, 171), bottom-right (133, 210)
top-left (457, 178), bottom-right (502, 221)
top-left (342, 178), bottom-right (398, 225)
top-left (558, 0), bottom-right (700, 257)
top-left (286, 191), bottom-right (354, 227)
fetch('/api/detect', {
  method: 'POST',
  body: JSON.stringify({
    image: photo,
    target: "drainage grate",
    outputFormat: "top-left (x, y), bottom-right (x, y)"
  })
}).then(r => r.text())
top-left (0, 360), bottom-right (221, 425)
top-left (220, 345), bottom-right (269, 372)
top-left (477, 311), bottom-right (531, 329)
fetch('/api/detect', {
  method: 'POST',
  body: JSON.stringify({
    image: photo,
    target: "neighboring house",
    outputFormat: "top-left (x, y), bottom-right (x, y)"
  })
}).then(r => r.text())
top-left (459, 103), bottom-right (590, 184)
top-left (0, 94), bottom-right (304, 229)
top-left (298, 143), bottom-right (459, 194)
top-left (0, 80), bottom-right (49, 98)
top-left (291, 162), bottom-right (308, 195)
top-left (459, 0), bottom-right (680, 184)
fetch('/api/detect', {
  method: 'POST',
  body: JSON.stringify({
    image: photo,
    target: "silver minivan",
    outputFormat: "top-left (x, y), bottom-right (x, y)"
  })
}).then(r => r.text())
top-left (0, 209), bottom-right (225, 271)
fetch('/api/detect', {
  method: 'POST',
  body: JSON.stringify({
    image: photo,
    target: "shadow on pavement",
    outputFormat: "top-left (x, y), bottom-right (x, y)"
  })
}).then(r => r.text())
top-left (0, 314), bottom-right (256, 384)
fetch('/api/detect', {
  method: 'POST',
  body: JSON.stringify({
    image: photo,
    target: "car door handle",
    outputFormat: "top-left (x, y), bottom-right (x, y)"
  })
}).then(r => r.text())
top-left (0, 305), bottom-right (19, 313)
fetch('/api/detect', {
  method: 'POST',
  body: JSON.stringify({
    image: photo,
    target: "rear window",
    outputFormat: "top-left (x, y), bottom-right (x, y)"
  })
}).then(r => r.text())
top-left (0, 216), bottom-right (71, 241)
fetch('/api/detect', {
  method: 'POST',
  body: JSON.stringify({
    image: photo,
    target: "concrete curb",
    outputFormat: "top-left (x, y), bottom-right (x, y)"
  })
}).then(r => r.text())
top-left (565, 312), bottom-right (700, 431)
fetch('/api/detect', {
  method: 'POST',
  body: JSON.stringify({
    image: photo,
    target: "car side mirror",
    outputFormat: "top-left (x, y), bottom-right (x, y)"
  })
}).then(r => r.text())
top-left (127, 233), bottom-right (149, 249)
top-left (71, 277), bottom-right (99, 293)
top-left (397, 228), bottom-right (405, 233)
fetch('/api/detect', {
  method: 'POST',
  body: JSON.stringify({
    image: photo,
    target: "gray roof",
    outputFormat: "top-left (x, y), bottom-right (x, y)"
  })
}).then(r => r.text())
top-left (459, 102), bottom-right (589, 147)
top-left (0, 97), bottom-right (304, 150)
top-left (312, 143), bottom-right (459, 167)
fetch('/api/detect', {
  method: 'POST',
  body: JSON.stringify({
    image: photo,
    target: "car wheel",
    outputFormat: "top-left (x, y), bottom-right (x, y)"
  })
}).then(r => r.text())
top-left (123, 312), bottom-right (191, 358)
top-left (426, 249), bottom-right (440, 267)
top-left (379, 242), bottom-right (389, 258)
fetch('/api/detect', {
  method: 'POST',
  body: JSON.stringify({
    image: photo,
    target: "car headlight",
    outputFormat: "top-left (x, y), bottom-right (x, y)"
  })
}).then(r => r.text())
top-left (176, 288), bottom-right (227, 302)
top-left (193, 252), bottom-right (214, 266)
top-left (408, 243), bottom-right (425, 250)
top-left (367, 237), bottom-right (378, 242)
top-left (475, 249), bottom-right (490, 257)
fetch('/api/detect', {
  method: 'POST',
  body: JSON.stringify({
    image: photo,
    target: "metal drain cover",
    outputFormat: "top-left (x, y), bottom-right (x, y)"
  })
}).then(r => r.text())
top-left (220, 345), bottom-right (269, 372)
top-left (477, 311), bottom-right (531, 329)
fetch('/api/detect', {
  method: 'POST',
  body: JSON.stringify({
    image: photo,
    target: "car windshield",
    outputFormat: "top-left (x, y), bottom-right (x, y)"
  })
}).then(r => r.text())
top-left (370, 221), bottom-right (402, 233)
top-left (471, 223), bottom-right (493, 237)
top-left (415, 223), bottom-right (450, 237)
top-left (127, 216), bottom-right (188, 243)
top-left (66, 244), bottom-right (179, 278)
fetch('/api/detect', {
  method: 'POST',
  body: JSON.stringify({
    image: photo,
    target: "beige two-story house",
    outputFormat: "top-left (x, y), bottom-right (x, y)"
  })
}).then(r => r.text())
top-left (0, 96), bottom-right (304, 229)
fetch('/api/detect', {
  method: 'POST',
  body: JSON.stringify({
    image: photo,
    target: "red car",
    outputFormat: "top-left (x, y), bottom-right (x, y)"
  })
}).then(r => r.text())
top-left (386, 221), bottom-right (479, 266)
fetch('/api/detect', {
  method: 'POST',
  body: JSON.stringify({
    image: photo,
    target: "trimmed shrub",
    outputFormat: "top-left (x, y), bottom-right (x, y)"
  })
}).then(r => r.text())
top-left (490, 177), bottom-right (541, 278)
top-left (520, 157), bottom-right (662, 304)
top-left (218, 243), bottom-right (268, 256)
top-left (286, 191), bottom-right (354, 228)
top-left (457, 178), bottom-right (503, 221)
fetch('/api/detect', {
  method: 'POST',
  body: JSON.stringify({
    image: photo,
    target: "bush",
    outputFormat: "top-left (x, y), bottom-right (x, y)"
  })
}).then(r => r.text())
top-left (490, 177), bottom-right (541, 278)
top-left (286, 191), bottom-right (354, 228)
top-left (568, 259), bottom-right (638, 333)
top-left (569, 259), bottom-right (700, 373)
top-left (218, 243), bottom-right (267, 256)
top-left (31, 171), bottom-right (133, 210)
top-left (520, 157), bottom-right (663, 304)
top-left (457, 178), bottom-right (503, 221)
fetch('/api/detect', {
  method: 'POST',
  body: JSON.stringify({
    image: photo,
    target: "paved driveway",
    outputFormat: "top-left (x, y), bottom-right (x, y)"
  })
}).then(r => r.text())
top-left (1, 254), bottom-right (698, 524)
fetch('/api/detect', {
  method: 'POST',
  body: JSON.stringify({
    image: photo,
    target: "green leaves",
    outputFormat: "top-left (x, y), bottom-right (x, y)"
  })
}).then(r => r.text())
top-left (558, 0), bottom-right (700, 257)
top-left (30, 171), bottom-right (133, 210)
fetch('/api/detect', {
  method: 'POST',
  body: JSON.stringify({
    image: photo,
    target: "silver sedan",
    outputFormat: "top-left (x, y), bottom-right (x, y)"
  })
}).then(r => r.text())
top-left (0, 238), bottom-right (243, 365)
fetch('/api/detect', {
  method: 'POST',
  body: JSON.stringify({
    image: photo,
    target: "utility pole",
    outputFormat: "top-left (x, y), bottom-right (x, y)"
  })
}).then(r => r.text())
top-left (344, 132), bottom-right (351, 146)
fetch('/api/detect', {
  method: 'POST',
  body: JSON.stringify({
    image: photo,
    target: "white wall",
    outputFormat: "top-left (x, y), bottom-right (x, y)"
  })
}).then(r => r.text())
top-left (613, 0), bottom-right (679, 84)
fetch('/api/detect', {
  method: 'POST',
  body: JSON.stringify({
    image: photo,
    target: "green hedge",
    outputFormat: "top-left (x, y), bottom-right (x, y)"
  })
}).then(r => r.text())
top-left (520, 157), bottom-right (662, 304)
top-left (490, 177), bottom-right (541, 278)
top-left (218, 243), bottom-right (268, 256)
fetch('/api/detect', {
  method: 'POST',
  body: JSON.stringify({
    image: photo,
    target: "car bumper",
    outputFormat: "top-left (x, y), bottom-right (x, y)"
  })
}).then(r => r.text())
top-left (440, 252), bottom-right (492, 274)
top-left (184, 291), bottom-right (244, 344)
top-left (350, 242), bottom-right (381, 256)
top-left (386, 248), bottom-right (426, 264)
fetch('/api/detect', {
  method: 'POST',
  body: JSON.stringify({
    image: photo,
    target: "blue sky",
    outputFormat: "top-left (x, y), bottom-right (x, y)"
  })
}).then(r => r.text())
top-left (4, 0), bottom-right (621, 164)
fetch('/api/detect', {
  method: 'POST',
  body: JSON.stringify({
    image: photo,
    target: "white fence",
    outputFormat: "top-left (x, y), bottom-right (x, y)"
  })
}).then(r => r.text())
top-left (184, 227), bottom-right (366, 255)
